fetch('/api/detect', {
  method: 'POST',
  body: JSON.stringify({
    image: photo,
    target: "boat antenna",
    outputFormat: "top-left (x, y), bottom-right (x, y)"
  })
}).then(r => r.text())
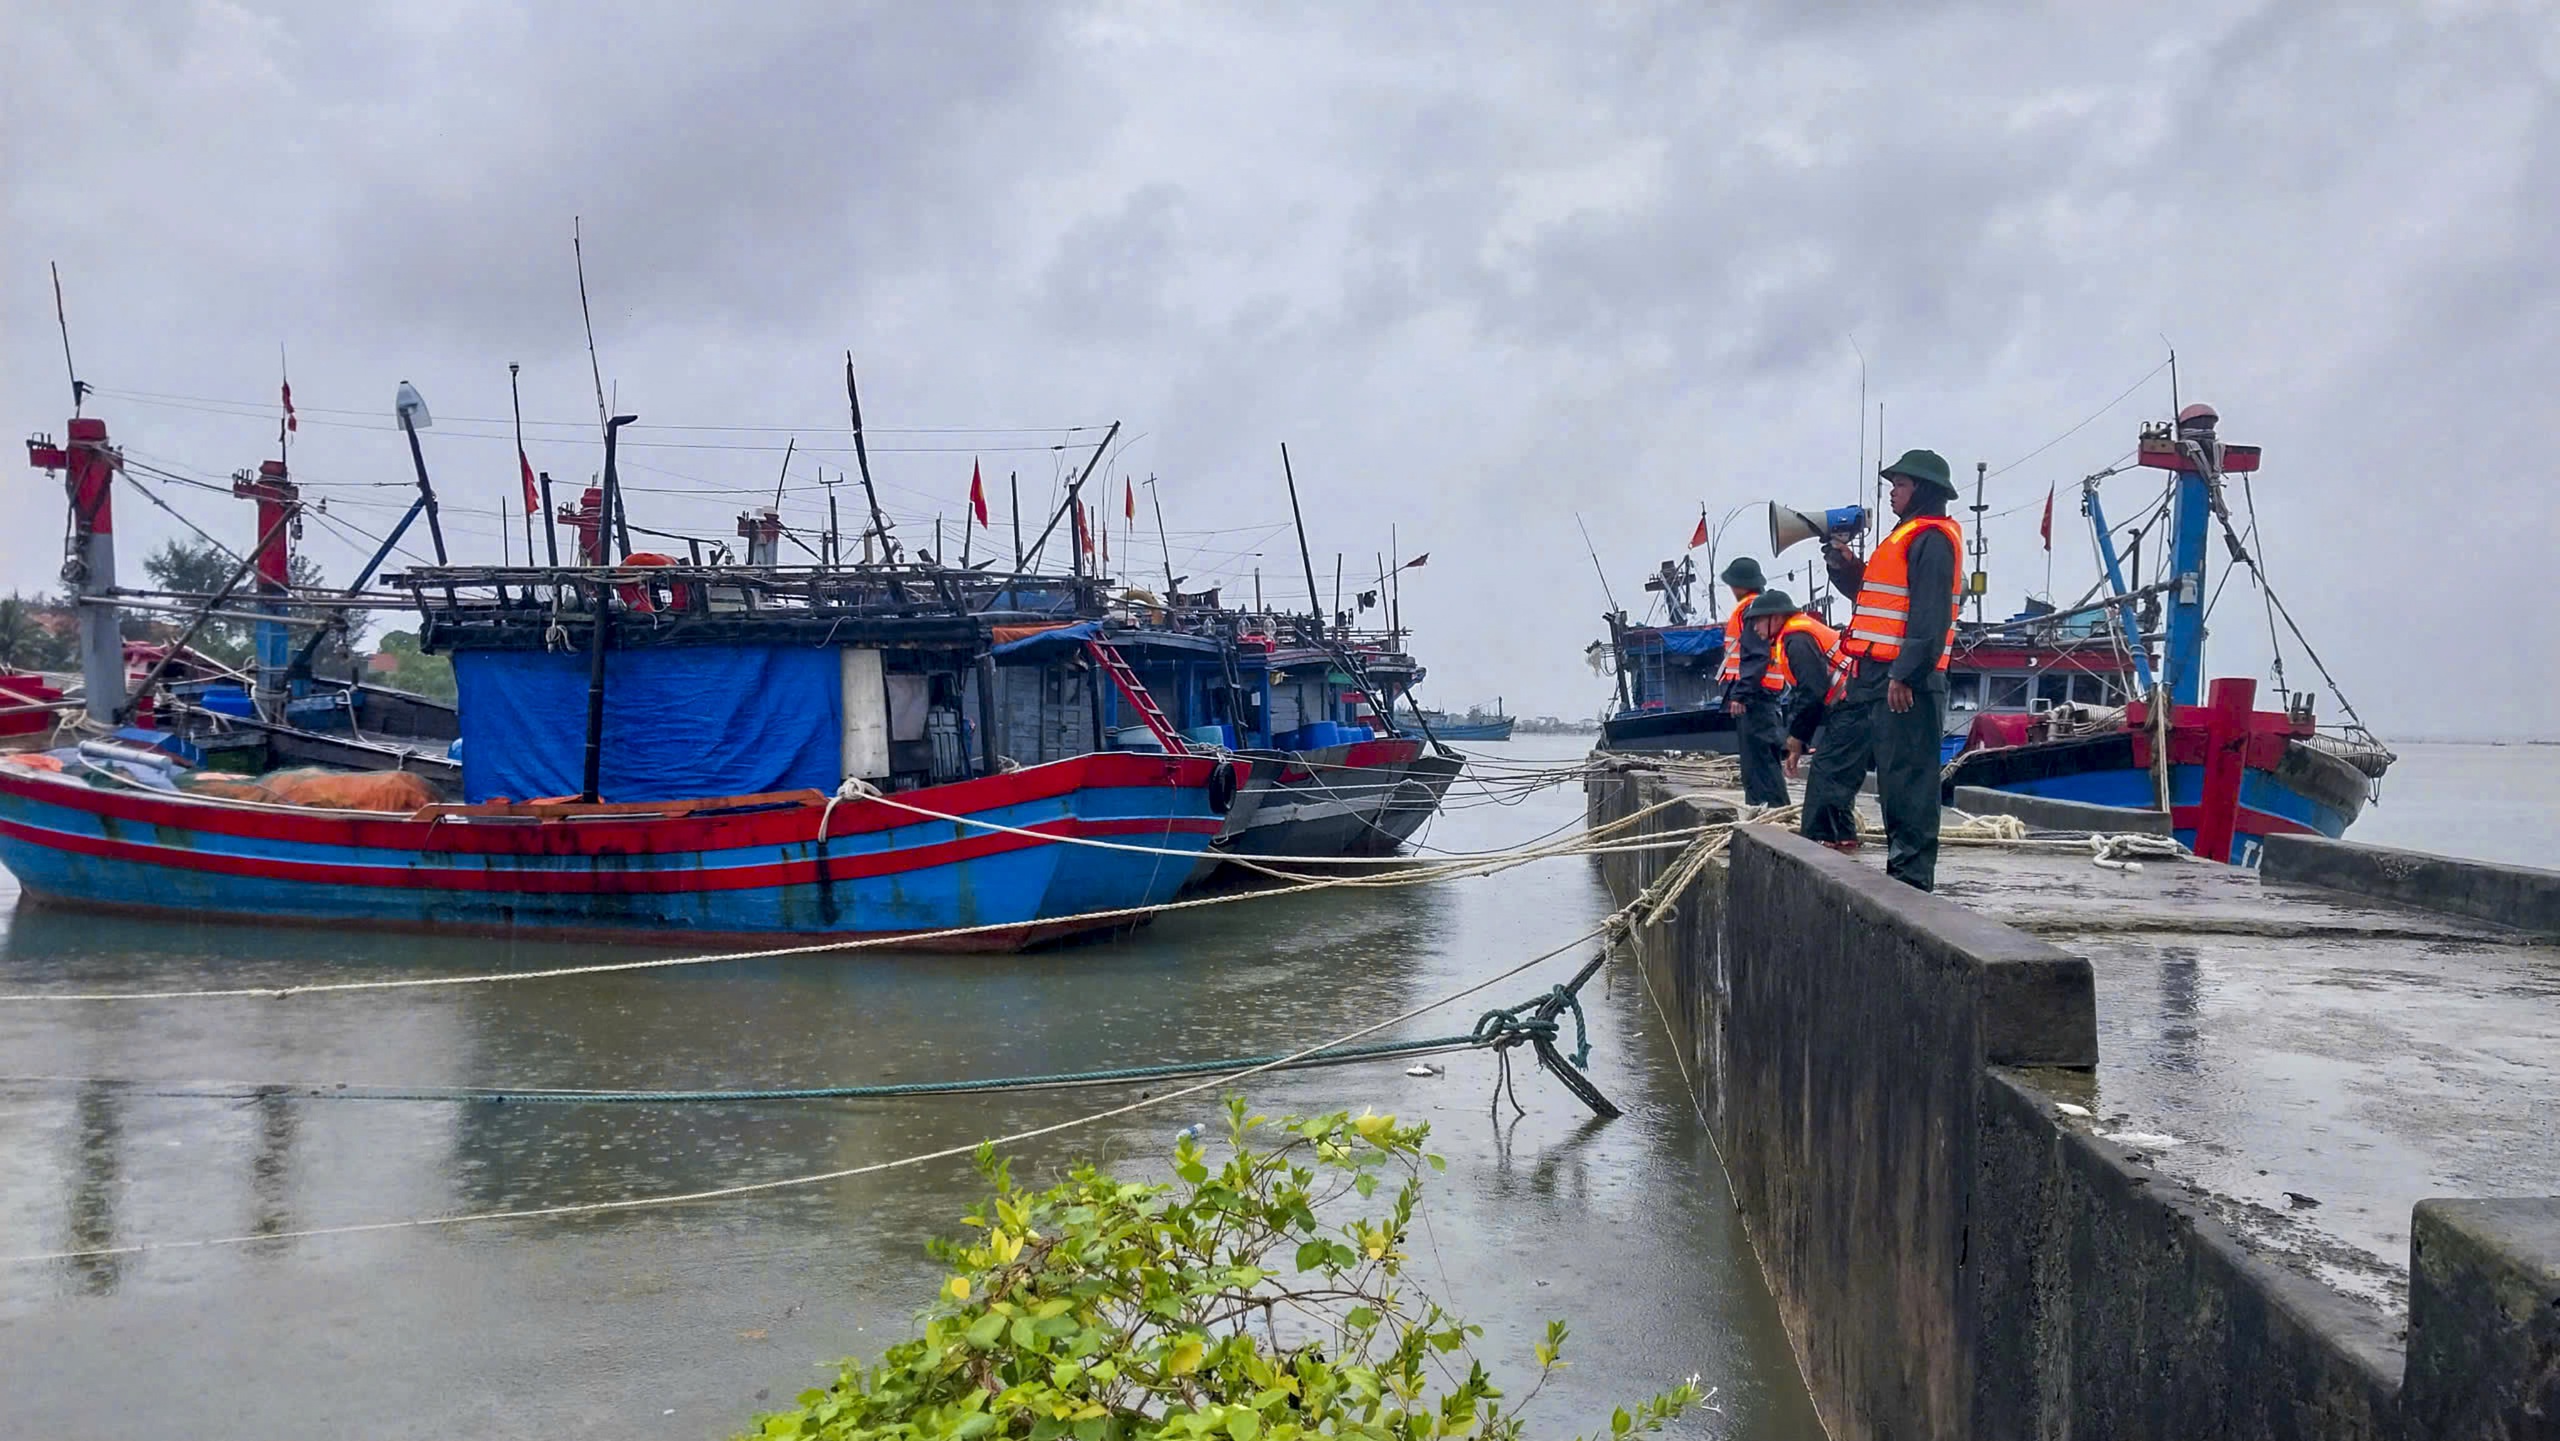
top-left (1280, 442), bottom-right (1323, 629)
top-left (51, 262), bottom-right (87, 414)
top-left (772, 436), bottom-right (796, 509)
top-left (842, 352), bottom-right (897, 563)
top-left (278, 342), bottom-right (293, 470)
top-left (574, 218), bottom-right (609, 435)
top-left (1572, 511), bottom-right (1621, 613)
top-left (1970, 459), bottom-right (1988, 627)
top-left (1848, 331), bottom-right (1865, 507)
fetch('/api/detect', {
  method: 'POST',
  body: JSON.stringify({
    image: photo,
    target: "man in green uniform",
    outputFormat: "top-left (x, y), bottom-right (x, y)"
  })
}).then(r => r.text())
top-left (1798, 449), bottom-right (1963, 890)
top-left (1717, 558), bottom-right (1785, 806)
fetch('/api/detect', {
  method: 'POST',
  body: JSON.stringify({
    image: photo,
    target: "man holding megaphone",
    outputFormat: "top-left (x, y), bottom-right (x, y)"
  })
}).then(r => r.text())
top-left (1793, 448), bottom-right (1965, 891)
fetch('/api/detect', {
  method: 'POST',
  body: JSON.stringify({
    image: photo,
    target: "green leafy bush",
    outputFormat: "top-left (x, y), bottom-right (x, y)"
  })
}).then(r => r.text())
top-left (744, 1100), bottom-right (1701, 1441)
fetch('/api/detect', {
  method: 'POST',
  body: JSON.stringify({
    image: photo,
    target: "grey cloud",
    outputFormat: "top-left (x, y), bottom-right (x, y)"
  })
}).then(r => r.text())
top-left (4, 0), bottom-right (2553, 734)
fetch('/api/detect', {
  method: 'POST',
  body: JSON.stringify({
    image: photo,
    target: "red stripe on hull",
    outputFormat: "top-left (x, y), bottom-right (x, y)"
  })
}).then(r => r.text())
top-left (0, 750), bottom-right (1215, 857)
top-left (4, 886), bottom-right (1142, 952)
top-left (0, 813), bottom-right (1218, 895)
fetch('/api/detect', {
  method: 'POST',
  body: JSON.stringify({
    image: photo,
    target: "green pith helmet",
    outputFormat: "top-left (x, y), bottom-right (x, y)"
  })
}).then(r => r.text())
top-left (1743, 588), bottom-right (1798, 620)
top-left (1879, 447), bottom-right (1958, 499)
top-left (1719, 555), bottom-right (1766, 590)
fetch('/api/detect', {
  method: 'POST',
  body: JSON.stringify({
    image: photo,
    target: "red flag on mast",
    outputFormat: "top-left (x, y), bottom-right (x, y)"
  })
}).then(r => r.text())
top-left (1124, 476), bottom-right (1135, 522)
top-left (519, 448), bottom-right (540, 511)
top-left (969, 460), bottom-right (989, 527)
top-left (280, 380), bottom-right (297, 433)
top-left (1688, 512), bottom-right (1708, 550)
top-left (2039, 484), bottom-right (2054, 551)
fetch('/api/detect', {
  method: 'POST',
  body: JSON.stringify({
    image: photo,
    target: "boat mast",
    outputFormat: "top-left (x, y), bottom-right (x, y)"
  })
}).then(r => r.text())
top-left (28, 419), bottom-right (121, 727)
top-left (1968, 460), bottom-right (1988, 627)
top-left (232, 455), bottom-right (300, 713)
top-left (1279, 443), bottom-right (1322, 635)
top-left (2151, 405), bottom-right (2226, 707)
top-left (842, 353), bottom-right (897, 565)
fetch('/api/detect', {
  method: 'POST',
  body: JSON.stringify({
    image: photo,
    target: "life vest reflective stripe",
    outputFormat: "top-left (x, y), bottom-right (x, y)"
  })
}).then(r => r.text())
top-left (1763, 614), bottom-right (1843, 700)
top-left (1716, 592), bottom-right (1755, 682)
top-left (1838, 516), bottom-right (1963, 670)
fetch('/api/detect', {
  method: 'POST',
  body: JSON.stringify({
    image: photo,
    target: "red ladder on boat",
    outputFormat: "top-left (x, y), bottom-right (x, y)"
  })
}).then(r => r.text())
top-left (1084, 639), bottom-right (1191, 756)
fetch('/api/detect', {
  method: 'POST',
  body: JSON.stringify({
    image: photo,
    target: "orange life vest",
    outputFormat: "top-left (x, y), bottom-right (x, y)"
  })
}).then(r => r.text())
top-left (1763, 613), bottom-right (1844, 701)
top-left (1840, 515), bottom-right (1963, 670)
top-left (1716, 590), bottom-right (1757, 683)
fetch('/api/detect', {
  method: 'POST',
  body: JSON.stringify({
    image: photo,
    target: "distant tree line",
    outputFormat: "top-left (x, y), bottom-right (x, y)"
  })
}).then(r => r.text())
top-left (0, 538), bottom-right (366, 682)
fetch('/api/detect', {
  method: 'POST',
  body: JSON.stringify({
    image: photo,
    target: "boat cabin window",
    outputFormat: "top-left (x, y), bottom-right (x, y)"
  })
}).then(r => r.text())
top-left (2035, 673), bottom-right (2071, 709)
top-left (1947, 673), bottom-right (1981, 711)
top-left (1987, 675), bottom-right (2031, 710)
top-left (2076, 673), bottom-right (2126, 706)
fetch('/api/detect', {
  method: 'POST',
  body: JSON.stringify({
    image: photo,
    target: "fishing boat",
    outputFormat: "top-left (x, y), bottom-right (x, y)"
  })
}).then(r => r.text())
top-left (1408, 700), bottom-right (1514, 742)
top-left (0, 749), bottom-right (1223, 946)
top-left (3, 406), bottom-right (1231, 946)
top-left (1065, 608), bottom-right (1461, 864)
top-left (1934, 405), bottom-right (2392, 865)
top-left (1593, 557), bottom-right (1740, 754)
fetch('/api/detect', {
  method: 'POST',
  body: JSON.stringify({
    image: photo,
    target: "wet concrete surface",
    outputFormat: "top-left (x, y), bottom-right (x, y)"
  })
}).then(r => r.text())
top-left (1930, 845), bottom-right (2560, 1314)
top-left (0, 736), bottom-right (1820, 1441)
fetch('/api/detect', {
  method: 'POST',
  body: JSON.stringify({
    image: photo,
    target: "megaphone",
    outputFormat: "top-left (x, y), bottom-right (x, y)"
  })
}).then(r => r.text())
top-left (1769, 502), bottom-right (1868, 554)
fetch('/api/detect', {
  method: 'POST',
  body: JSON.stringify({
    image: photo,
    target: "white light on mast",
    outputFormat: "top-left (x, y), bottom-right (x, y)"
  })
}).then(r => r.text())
top-left (395, 381), bottom-right (432, 430)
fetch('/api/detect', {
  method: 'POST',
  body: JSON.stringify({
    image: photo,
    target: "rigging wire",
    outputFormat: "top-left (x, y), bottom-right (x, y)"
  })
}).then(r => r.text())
top-left (1988, 361), bottom-right (2172, 479)
top-left (89, 385), bottom-right (1105, 437)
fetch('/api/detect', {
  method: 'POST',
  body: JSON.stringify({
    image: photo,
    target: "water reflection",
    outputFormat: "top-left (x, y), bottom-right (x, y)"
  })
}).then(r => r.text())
top-left (64, 1081), bottom-right (123, 1296)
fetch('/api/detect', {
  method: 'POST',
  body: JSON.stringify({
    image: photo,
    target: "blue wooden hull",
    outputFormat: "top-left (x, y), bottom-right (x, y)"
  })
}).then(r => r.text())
top-left (1942, 723), bottom-right (2374, 867)
top-left (0, 752), bottom-right (1223, 949)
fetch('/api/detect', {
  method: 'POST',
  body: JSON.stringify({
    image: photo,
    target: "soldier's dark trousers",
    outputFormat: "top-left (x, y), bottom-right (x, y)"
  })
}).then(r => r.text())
top-left (1735, 698), bottom-right (1788, 807)
top-left (1796, 669), bottom-right (1949, 890)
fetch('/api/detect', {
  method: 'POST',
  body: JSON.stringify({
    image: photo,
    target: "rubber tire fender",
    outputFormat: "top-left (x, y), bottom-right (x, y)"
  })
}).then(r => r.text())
top-left (1207, 759), bottom-right (1241, 815)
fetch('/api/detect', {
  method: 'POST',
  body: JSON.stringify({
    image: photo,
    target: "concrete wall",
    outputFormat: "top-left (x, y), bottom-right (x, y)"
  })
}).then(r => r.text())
top-left (2263, 834), bottom-right (2560, 936)
top-left (1589, 767), bottom-right (2560, 1441)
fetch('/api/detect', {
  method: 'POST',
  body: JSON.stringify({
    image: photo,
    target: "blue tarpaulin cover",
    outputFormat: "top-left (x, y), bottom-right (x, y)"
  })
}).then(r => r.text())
top-left (1654, 627), bottom-right (1722, 657)
top-left (455, 646), bottom-right (842, 803)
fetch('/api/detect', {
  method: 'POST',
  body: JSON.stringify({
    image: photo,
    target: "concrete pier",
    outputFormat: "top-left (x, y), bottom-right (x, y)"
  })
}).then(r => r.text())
top-left (1588, 758), bottom-right (2560, 1441)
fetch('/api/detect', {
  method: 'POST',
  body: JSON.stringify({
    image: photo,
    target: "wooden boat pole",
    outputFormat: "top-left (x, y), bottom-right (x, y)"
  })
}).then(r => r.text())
top-left (1147, 475), bottom-right (1176, 601)
top-left (843, 353), bottom-right (896, 563)
top-left (511, 363), bottom-right (551, 566)
top-left (1010, 471), bottom-right (1023, 570)
top-left (976, 655), bottom-right (1001, 776)
top-left (397, 406), bottom-right (450, 565)
top-left (1280, 443), bottom-right (1322, 634)
top-left (601, 413), bottom-right (637, 560)
top-left (579, 577), bottom-right (611, 803)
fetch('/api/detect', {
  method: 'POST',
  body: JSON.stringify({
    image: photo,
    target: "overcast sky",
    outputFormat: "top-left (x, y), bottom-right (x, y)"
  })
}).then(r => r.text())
top-left (5, 1), bottom-right (2553, 737)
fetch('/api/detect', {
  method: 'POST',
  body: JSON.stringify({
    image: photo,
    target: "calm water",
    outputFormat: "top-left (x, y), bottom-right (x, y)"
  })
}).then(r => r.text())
top-left (2337, 740), bottom-right (2560, 869)
top-left (0, 734), bottom-right (1822, 1440)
